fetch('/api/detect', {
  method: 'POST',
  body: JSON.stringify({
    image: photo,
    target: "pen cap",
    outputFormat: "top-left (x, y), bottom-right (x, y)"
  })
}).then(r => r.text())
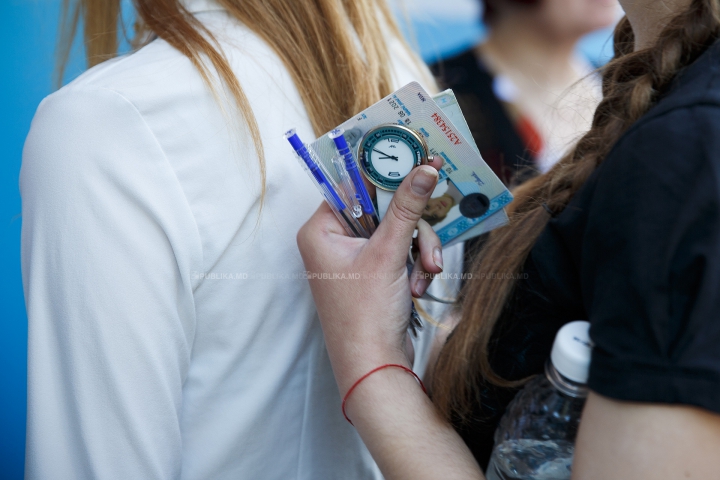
top-left (285, 128), bottom-right (322, 182)
top-left (329, 128), bottom-right (350, 152)
top-left (284, 129), bottom-right (305, 152)
top-left (550, 320), bottom-right (593, 384)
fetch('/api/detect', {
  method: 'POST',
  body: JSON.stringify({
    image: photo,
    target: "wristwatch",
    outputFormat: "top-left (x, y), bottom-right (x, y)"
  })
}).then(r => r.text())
top-left (358, 124), bottom-right (434, 219)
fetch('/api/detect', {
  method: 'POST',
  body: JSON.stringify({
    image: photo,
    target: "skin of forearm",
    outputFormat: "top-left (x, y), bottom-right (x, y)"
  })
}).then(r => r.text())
top-left (572, 392), bottom-right (720, 479)
top-left (345, 368), bottom-right (484, 480)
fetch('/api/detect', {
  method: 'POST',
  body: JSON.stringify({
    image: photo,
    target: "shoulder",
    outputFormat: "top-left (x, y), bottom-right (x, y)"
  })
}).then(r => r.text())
top-left (45, 13), bottom-right (288, 131)
top-left (63, 11), bottom-right (260, 95)
top-left (21, 85), bottom-right (174, 217)
top-left (26, 35), bottom-right (196, 156)
top-left (22, 28), bottom-right (222, 205)
top-left (70, 41), bottom-right (170, 83)
top-left (23, 13), bottom-right (267, 176)
top-left (578, 109), bottom-right (720, 415)
top-left (582, 104), bottom-right (720, 263)
top-left (577, 104), bottom-right (720, 311)
top-left (623, 41), bottom-right (720, 132)
top-left (24, 84), bottom-right (159, 167)
top-left (604, 103), bottom-right (720, 190)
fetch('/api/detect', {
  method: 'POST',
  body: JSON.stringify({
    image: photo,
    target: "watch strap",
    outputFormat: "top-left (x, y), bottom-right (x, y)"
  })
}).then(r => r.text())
top-left (376, 189), bottom-right (394, 221)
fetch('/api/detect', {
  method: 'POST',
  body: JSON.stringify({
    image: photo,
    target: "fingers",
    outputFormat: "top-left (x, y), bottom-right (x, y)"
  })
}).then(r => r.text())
top-left (410, 220), bottom-right (442, 297)
top-left (410, 257), bottom-right (430, 297)
top-left (312, 202), bottom-right (352, 235)
top-left (297, 202), bottom-right (351, 258)
top-left (427, 155), bottom-right (444, 172)
top-left (368, 166), bottom-right (439, 264)
top-left (416, 218), bottom-right (443, 274)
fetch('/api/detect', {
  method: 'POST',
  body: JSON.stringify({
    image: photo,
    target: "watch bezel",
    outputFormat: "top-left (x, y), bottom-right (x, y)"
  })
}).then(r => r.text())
top-left (359, 124), bottom-right (431, 191)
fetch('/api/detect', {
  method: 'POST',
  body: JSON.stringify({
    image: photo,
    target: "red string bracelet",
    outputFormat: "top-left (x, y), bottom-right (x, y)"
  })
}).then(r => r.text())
top-left (341, 363), bottom-right (427, 426)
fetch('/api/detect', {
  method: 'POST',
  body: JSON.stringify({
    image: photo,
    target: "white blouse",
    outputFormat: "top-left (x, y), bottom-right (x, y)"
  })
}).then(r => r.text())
top-left (20, 1), bottom-right (459, 479)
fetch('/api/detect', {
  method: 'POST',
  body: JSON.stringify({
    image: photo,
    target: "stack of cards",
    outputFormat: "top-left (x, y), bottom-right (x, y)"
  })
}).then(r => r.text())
top-left (308, 82), bottom-right (513, 246)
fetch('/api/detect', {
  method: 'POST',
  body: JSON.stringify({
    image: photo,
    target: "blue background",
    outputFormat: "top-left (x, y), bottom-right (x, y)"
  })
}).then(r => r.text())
top-left (1, 2), bottom-right (70, 478)
top-left (1, 2), bottom-right (124, 477)
top-left (0, 2), bottom-right (613, 477)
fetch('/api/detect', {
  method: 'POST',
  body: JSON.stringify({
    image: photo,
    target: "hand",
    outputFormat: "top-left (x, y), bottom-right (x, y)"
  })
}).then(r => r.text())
top-left (297, 166), bottom-right (443, 396)
top-left (298, 166), bottom-right (483, 480)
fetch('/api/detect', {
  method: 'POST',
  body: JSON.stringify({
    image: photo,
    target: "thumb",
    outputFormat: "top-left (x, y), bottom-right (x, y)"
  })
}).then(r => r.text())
top-left (368, 166), bottom-right (438, 261)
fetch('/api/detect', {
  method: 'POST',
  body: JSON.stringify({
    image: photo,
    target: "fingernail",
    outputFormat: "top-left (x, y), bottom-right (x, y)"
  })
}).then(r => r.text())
top-left (411, 168), bottom-right (436, 196)
top-left (433, 247), bottom-right (443, 271)
top-left (413, 277), bottom-right (429, 297)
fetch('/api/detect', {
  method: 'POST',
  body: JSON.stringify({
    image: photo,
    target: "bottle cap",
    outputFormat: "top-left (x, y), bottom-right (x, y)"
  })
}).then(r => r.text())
top-left (550, 320), bottom-right (593, 383)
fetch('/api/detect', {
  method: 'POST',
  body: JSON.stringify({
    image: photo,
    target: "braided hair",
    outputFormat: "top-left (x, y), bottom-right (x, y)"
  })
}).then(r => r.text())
top-left (433, 1), bottom-right (720, 420)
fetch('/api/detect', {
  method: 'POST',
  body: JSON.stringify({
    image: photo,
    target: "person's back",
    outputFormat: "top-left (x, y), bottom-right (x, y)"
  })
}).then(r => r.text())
top-left (21, 0), bottom-right (432, 477)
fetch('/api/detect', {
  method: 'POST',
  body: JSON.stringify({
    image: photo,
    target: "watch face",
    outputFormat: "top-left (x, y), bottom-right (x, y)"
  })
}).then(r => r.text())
top-left (359, 125), bottom-right (428, 191)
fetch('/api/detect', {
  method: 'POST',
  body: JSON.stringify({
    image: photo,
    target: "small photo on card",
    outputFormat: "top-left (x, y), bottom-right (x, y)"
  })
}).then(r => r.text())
top-left (422, 180), bottom-right (463, 229)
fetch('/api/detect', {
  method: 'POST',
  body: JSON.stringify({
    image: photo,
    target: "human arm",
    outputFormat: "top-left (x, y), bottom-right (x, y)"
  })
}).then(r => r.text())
top-left (297, 166), bottom-right (483, 479)
top-left (570, 105), bottom-right (720, 477)
top-left (21, 87), bottom-right (202, 479)
top-left (571, 392), bottom-right (720, 479)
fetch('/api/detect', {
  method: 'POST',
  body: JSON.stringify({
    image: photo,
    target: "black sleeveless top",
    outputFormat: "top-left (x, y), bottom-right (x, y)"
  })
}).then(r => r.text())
top-left (454, 40), bottom-right (720, 470)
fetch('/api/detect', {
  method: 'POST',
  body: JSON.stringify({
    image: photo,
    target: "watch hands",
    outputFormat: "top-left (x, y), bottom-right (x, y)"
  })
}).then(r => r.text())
top-left (378, 156), bottom-right (399, 161)
top-left (373, 148), bottom-right (399, 161)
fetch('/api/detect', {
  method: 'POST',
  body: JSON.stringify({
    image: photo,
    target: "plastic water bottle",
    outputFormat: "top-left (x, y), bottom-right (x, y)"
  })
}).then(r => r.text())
top-left (485, 321), bottom-right (592, 480)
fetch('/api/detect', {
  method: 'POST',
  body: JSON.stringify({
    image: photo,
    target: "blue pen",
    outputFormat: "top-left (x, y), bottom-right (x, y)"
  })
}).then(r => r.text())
top-left (329, 128), bottom-right (379, 233)
top-left (285, 129), bottom-right (368, 238)
top-left (332, 155), bottom-right (364, 220)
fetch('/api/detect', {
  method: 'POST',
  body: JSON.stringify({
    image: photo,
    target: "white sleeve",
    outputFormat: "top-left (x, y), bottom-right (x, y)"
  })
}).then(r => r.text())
top-left (21, 86), bottom-right (203, 479)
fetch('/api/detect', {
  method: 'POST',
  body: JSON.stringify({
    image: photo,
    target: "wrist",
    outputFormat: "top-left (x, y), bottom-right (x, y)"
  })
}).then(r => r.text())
top-left (342, 363), bottom-right (427, 427)
top-left (329, 343), bottom-right (411, 398)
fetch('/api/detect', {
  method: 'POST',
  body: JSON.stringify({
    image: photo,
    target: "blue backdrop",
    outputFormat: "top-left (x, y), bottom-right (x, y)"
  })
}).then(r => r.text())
top-left (2, 2), bottom-right (68, 478)
top-left (0, 2), bottom-right (613, 477)
top-left (1, 2), bottom-right (120, 477)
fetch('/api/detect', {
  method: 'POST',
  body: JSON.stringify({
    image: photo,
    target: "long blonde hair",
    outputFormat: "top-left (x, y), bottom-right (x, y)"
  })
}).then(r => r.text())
top-left (58, 0), bottom-right (421, 202)
top-left (433, 1), bottom-right (720, 421)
